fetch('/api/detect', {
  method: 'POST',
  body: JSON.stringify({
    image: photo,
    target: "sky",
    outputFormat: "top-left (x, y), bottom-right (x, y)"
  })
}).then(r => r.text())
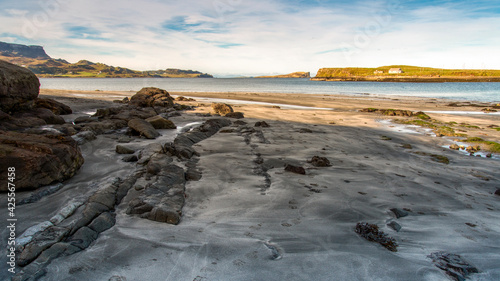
top-left (1, 0), bottom-right (499, 77)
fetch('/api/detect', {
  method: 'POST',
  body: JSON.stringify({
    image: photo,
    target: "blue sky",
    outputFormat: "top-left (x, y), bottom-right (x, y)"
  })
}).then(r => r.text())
top-left (1, 0), bottom-right (499, 76)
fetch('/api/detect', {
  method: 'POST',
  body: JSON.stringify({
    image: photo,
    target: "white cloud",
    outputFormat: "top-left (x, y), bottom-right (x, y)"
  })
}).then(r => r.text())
top-left (1, 0), bottom-right (499, 75)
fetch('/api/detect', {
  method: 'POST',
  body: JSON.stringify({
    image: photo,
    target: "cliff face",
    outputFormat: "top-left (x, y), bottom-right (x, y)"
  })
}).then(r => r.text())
top-left (0, 42), bottom-right (50, 59)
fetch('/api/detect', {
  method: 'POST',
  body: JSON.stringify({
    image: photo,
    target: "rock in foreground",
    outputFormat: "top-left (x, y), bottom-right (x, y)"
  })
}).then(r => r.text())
top-left (129, 87), bottom-right (174, 108)
top-left (0, 60), bottom-right (40, 113)
top-left (0, 131), bottom-right (84, 191)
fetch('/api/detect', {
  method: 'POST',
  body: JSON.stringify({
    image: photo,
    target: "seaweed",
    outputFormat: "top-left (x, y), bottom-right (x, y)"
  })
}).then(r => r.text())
top-left (355, 222), bottom-right (398, 252)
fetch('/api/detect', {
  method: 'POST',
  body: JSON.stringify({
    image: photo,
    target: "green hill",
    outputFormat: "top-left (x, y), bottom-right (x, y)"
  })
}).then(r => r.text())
top-left (313, 65), bottom-right (500, 82)
top-left (0, 41), bottom-right (213, 78)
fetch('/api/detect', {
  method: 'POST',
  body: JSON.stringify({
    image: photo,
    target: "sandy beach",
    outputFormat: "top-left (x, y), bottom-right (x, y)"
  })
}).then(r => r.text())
top-left (3, 88), bottom-right (500, 280)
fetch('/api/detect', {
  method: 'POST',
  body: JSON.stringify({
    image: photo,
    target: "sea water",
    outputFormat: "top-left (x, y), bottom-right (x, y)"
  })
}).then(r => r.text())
top-left (40, 78), bottom-right (500, 102)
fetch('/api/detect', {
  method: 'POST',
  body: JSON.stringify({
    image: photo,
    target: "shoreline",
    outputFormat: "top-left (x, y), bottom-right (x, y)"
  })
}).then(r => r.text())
top-left (311, 76), bottom-right (500, 82)
top-left (40, 88), bottom-right (500, 150)
top-left (4, 88), bottom-right (500, 280)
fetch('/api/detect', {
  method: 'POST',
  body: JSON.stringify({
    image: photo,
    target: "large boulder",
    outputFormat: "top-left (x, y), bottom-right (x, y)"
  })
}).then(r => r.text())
top-left (0, 60), bottom-right (40, 113)
top-left (0, 131), bottom-right (84, 191)
top-left (128, 118), bottom-right (160, 139)
top-left (129, 87), bottom-right (174, 108)
top-left (212, 103), bottom-right (234, 115)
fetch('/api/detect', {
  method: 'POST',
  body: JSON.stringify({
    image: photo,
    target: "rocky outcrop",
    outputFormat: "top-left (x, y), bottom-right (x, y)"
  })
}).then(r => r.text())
top-left (128, 118), bottom-right (160, 139)
top-left (0, 131), bottom-right (84, 191)
top-left (129, 87), bottom-right (174, 108)
top-left (428, 252), bottom-right (479, 281)
top-left (34, 98), bottom-right (72, 115)
top-left (0, 60), bottom-right (40, 113)
top-left (212, 103), bottom-right (234, 115)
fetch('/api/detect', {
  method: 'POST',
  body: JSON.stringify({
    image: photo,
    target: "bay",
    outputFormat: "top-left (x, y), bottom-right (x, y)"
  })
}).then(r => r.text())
top-left (40, 78), bottom-right (500, 102)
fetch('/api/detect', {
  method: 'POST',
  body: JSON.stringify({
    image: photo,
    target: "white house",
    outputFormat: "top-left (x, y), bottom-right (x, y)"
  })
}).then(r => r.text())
top-left (389, 68), bottom-right (404, 74)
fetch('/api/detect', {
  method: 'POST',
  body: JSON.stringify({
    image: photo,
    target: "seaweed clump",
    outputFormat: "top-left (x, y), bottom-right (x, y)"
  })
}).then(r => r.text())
top-left (355, 222), bottom-right (398, 252)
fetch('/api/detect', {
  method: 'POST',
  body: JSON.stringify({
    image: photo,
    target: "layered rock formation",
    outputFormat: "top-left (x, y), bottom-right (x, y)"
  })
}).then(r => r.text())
top-left (0, 61), bottom-right (83, 191)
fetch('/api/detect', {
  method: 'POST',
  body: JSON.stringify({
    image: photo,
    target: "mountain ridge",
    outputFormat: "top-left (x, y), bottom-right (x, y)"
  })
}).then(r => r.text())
top-left (0, 41), bottom-right (213, 78)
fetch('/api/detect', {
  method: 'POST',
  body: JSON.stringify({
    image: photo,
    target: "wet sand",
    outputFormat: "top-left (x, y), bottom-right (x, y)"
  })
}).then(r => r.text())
top-left (3, 89), bottom-right (499, 280)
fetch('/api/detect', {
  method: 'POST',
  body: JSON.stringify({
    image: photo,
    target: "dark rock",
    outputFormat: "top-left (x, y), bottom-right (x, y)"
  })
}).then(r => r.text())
top-left (176, 96), bottom-right (195, 101)
top-left (255, 121), bottom-right (270, 127)
top-left (308, 156), bottom-right (331, 167)
top-left (31, 107), bottom-right (66, 124)
top-left (355, 222), bottom-right (398, 252)
top-left (17, 226), bottom-right (70, 267)
top-left (401, 143), bottom-right (413, 149)
top-left (390, 208), bottom-right (409, 218)
top-left (387, 221), bottom-right (402, 232)
top-left (146, 115), bottom-right (176, 129)
top-left (147, 207), bottom-right (181, 225)
top-left (212, 103), bottom-right (233, 115)
top-left (73, 115), bottom-right (98, 124)
top-left (130, 87), bottom-right (174, 108)
top-left (128, 118), bottom-right (160, 139)
top-left (428, 252), bottom-right (479, 281)
top-left (0, 131), bottom-right (84, 191)
top-left (88, 212), bottom-right (116, 233)
top-left (225, 112), bottom-right (244, 119)
top-left (494, 189), bottom-right (500, 196)
top-left (34, 98), bottom-right (72, 115)
top-left (0, 60), bottom-right (40, 113)
top-left (116, 145), bottom-right (135, 154)
top-left (284, 164), bottom-right (306, 175)
top-left (68, 226), bottom-right (98, 249)
top-left (72, 131), bottom-right (96, 145)
top-left (299, 128), bottom-right (313, 133)
top-left (233, 120), bottom-right (247, 126)
top-left (122, 155), bottom-right (138, 162)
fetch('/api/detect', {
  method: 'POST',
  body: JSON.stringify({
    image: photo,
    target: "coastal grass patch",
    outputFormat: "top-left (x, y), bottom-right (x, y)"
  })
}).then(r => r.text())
top-left (465, 137), bottom-right (500, 153)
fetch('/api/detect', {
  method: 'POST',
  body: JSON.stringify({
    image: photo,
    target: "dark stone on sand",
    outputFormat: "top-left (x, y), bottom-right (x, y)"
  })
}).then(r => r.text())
top-left (122, 155), bottom-right (138, 162)
top-left (355, 222), bottom-right (398, 252)
top-left (390, 208), bottom-right (409, 218)
top-left (130, 87), bottom-right (174, 108)
top-left (225, 112), bottom-right (245, 119)
top-left (495, 189), bottom-right (500, 196)
top-left (116, 144), bottom-right (135, 154)
top-left (128, 118), bottom-right (160, 139)
top-left (284, 164), bottom-right (306, 175)
top-left (212, 103), bottom-right (234, 115)
top-left (35, 98), bottom-right (72, 115)
top-left (308, 156), bottom-right (331, 167)
top-left (0, 131), bottom-right (84, 191)
top-left (387, 221), bottom-right (402, 232)
top-left (255, 121), bottom-right (270, 127)
top-left (299, 128), bottom-right (313, 133)
top-left (0, 60), bottom-right (40, 113)
top-left (428, 252), bottom-right (479, 281)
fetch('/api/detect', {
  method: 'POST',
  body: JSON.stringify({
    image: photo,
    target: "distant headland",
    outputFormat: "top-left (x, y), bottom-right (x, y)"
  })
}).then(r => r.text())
top-left (0, 41), bottom-right (213, 78)
top-left (312, 65), bottom-right (500, 82)
top-left (254, 72), bottom-right (310, 78)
